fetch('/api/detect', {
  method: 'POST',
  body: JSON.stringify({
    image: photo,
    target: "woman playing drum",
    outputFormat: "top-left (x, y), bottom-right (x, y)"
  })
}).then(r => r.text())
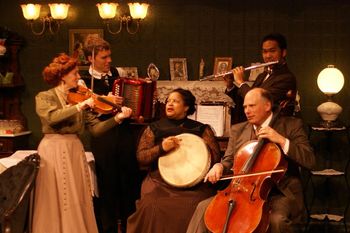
top-left (126, 88), bottom-right (222, 233)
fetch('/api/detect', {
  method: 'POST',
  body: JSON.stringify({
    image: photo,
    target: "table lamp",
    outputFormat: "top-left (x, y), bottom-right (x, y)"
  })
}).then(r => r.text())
top-left (317, 65), bottom-right (344, 128)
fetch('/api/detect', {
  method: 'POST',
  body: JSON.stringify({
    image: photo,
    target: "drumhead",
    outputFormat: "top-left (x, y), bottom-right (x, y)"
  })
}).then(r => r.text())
top-left (158, 133), bottom-right (210, 188)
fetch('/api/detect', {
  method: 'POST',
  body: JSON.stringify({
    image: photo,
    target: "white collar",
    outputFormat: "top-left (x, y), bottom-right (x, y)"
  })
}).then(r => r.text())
top-left (254, 113), bottom-right (273, 130)
top-left (89, 66), bottom-right (112, 80)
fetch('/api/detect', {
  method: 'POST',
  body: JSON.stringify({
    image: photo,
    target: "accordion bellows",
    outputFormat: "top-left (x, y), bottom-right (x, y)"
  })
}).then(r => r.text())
top-left (112, 78), bottom-right (157, 121)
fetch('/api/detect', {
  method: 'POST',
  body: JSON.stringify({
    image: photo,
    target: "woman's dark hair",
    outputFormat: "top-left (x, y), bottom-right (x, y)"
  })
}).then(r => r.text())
top-left (261, 33), bottom-right (287, 50)
top-left (171, 88), bottom-right (196, 116)
top-left (42, 53), bottom-right (77, 87)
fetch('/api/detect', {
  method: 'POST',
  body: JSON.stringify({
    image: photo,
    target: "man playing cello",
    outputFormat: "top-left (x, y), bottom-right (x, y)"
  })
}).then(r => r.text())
top-left (187, 88), bottom-right (315, 233)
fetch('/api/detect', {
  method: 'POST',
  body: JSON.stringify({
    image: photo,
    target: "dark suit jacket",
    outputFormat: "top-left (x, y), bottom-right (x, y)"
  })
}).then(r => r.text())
top-left (226, 64), bottom-right (297, 124)
top-left (81, 67), bottom-right (119, 96)
top-left (80, 67), bottom-right (140, 230)
top-left (221, 116), bottom-right (315, 212)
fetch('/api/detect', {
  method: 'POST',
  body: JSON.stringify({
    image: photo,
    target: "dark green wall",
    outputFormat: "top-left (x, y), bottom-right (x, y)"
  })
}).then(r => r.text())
top-left (1, 0), bottom-right (350, 229)
top-left (1, 0), bottom-right (349, 148)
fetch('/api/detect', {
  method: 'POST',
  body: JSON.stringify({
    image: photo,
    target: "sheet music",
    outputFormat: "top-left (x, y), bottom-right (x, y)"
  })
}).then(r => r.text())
top-left (196, 105), bottom-right (225, 137)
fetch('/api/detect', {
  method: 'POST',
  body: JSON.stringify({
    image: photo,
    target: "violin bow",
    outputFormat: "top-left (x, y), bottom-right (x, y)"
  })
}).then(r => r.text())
top-left (219, 169), bottom-right (285, 181)
top-left (90, 46), bottom-right (95, 93)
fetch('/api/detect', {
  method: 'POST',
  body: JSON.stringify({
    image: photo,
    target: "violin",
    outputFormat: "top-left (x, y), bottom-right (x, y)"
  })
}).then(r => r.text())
top-left (204, 92), bottom-right (294, 233)
top-left (67, 85), bottom-right (121, 114)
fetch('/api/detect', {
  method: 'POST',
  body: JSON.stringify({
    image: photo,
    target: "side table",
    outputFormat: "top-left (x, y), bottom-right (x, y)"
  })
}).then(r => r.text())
top-left (0, 131), bottom-right (31, 158)
top-left (305, 125), bottom-right (350, 233)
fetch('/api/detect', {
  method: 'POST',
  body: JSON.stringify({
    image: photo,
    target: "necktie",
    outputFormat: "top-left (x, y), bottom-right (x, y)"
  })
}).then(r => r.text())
top-left (251, 126), bottom-right (259, 140)
top-left (253, 125), bottom-right (261, 139)
top-left (256, 125), bottom-right (261, 134)
top-left (262, 67), bottom-right (273, 82)
top-left (101, 75), bottom-right (110, 86)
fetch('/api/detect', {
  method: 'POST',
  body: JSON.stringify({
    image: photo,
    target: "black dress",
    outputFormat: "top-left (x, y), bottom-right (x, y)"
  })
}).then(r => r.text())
top-left (127, 118), bottom-right (222, 233)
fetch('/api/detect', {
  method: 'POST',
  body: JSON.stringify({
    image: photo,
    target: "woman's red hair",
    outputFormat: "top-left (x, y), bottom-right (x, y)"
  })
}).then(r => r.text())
top-left (42, 53), bottom-right (78, 86)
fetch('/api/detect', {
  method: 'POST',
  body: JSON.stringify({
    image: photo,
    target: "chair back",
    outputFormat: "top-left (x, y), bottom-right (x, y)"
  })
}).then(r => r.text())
top-left (0, 153), bottom-right (40, 233)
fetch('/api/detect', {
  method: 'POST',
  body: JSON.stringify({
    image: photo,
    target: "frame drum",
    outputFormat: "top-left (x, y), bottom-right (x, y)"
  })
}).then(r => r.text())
top-left (158, 133), bottom-right (211, 188)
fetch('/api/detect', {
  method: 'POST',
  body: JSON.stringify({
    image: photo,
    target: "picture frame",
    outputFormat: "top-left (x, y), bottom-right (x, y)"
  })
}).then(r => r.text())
top-left (213, 57), bottom-right (233, 78)
top-left (147, 63), bottom-right (160, 81)
top-left (169, 58), bottom-right (188, 81)
top-left (69, 29), bottom-right (104, 70)
top-left (116, 67), bottom-right (139, 78)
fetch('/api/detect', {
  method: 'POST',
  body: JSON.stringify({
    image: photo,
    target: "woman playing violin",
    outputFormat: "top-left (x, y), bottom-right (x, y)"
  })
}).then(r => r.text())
top-left (187, 88), bottom-right (315, 233)
top-left (33, 53), bottom-right (132, 233)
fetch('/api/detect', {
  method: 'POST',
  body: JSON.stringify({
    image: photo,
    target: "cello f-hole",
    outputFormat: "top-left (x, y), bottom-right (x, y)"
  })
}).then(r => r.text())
top-left (250, 183), bottom-right (257, 201)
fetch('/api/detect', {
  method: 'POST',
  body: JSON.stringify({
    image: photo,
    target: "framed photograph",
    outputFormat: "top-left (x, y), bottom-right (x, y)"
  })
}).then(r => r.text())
top-left (213, 57), bottom-right (233, 78)
top-left (169, 58), bottom-right (188, 81)
top-left (116, 67), bottom-right (139, 78)
top-left (147, 63), bottom-right (160, 81)
top-left (69, 29), bottom-right (104, 70)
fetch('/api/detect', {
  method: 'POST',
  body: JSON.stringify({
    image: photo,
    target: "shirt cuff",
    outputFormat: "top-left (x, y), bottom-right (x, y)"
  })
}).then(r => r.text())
top-left (283, 138), bottom-right (290, 155)
top-left (76, 103), bottom-right (83, 112)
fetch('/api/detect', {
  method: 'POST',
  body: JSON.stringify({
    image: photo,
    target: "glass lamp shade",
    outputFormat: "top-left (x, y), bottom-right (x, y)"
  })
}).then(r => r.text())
top-left (128, 3), bottom-right (149, 19)
top-left (21, 4), bottom-right (41, 20)
top-left (49, 4), bottom-right (70, 20)
top-left (317, 101), bottom-right (343, 122)
top-left (96, 3), bottom-right (118, 19)
top-left (317, 65), bottom-right (344, 95)
top-left (316, 65), bottom-right (345, 126)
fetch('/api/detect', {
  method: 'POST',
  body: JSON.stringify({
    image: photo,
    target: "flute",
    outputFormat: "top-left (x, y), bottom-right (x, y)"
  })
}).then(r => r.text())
top-left (199, 61), bottom-right (278, 81)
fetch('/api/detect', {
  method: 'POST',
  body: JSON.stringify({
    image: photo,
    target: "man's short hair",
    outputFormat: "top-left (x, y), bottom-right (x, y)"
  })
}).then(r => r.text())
top-left (249, 88), bottom-right (274, 108)
top-left (83, 34), bottom-right (110, 58)
top-left (260, 88), bottom-right (274, 105)
top-left (261, 33), bottom-right (287, 50)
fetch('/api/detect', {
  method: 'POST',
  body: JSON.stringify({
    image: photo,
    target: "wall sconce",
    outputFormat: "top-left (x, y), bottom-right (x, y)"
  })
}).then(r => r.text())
top-left (96, 2), bottom-right (149, 35)
top-left (317, 65), bottom-right (345, 128)
top-left (20, 3), bottom-right (70, 36)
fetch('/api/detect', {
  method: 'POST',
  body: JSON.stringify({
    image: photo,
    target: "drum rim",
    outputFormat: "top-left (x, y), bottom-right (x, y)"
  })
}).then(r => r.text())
top-left (158, 133), bottom-right (211, 188)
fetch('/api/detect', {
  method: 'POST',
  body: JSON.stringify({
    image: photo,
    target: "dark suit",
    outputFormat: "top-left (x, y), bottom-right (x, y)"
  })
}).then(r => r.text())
top-left (186, 116), bottom-right (315, 233)
top-left (82, 68), bottom-right (141, 233)
top-left (81, 67), bottom-right (119, 98)
top-left (226, 63), bottom-right (297, 124)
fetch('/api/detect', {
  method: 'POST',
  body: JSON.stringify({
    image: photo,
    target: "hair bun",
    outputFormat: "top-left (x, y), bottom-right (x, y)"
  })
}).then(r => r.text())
top-left (42, 53), bottom-right (78, 86)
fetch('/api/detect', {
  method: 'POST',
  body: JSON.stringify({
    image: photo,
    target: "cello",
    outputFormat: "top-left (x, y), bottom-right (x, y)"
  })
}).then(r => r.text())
top-left (204, 94), bottom-right (293, 233)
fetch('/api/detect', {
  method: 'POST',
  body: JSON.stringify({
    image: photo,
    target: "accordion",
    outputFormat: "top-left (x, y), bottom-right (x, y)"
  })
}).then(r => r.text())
top-left (112, 78), bottom-right (157, 121)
